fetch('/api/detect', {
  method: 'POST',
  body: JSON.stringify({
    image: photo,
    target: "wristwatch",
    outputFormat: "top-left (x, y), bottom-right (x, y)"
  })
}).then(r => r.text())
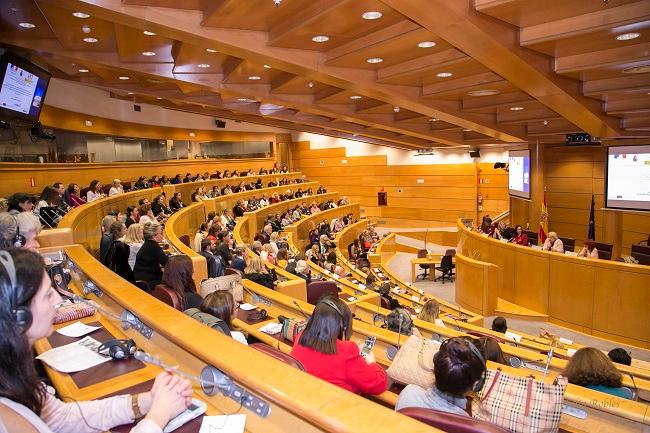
top-left (131, 394), bottom-right (144, 420)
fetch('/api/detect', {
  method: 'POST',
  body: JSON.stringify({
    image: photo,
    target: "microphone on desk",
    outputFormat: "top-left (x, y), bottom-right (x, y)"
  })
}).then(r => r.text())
top-left (386, 314), bottom-right (404, 361)
top-left (292, 300), bottom-right (311, 320)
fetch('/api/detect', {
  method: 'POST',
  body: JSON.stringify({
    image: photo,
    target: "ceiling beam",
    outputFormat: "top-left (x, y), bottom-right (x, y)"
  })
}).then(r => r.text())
top-left (555, 42), bottom-right (650, 75)
top-left (379, 0), bottom-right (622, 138)
top-left (582, 74), bottom-right (650, 97)
top-left (461, 92), bottom-right (532, 111)
top-left (376, 48), bottom-right (468, 83)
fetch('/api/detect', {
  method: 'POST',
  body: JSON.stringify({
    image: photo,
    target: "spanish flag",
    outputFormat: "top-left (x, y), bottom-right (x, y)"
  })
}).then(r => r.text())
top-left (538, 189), bottom-right (548, 245)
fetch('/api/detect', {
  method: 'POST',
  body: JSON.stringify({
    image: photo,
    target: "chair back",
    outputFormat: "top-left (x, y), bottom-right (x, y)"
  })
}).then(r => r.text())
top-left (347, 243), bottom-right (354, 259)
top-left (524, 230), bottom-right (538, 245)
top-left (466, 330), bottom-right (506, 344)
top-left (631, 243), bottom-right (650, 265)
top-left (440, 255), bottom-right (453, 269)
top-left (445, 249), bottom-right (456, 257)
top-left (594, 242), bottom-right (613, 260)
top-left (417, 249), bottom-right (428, 259)
top-left (397, 407), bottom-right (510, 433)
top-left (151, 283), bottom-right (183, 311)
top-left (249, 343), bottom-right (306, 371)
top-left (134, 280), bottom-right (150, 292)
top-left (102, 184), bottom-right (112, 195)
top-left (559, 236), bottom-right (575, 253)
top-left (79, 187), bottom-right (91, 200)
top-left (380, 296), bottom-right (391, 310)
top-left (179, 234), bottom-right (190, 247)
top-left (225, 267), bottom-right (242, 276)
top-left (307, 281), bottom-right (339, 305)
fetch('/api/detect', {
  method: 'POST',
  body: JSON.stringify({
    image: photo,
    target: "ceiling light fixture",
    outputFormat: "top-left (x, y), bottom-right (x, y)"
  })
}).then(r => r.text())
top-left (143, 30), bottom-right (156, 36)
top-left (189, 132), bottom-right (196, 137)
top-left (308, 81), bottom-right (314, 88)
top-left (616, 32), bottom-right (640, 41)
top-left (237, 98), bottom-right (255, 102)
top-left (622, 65), bottom-right (650, 74)
top-left (72, 12), bottom-right (90, 18)
top-left (349, 95), bottom-right (362, 100)
top-left (19, 22), bottom-right (35, 28)
top-left (510, 106), bottom-right (524, 111)
top-left (393, 106), bottom-right (400, 113)
top-left (205, 48), bottom-right (218, 53)
top-left (78, 68), bottom-right (89, 73)
top-left (418, 41), bottom-right (436, 48)
top-left (197, 64), bottom-right (211, 68)
top-left (367, 57), bottom-right (383, 64)
top-left (263, 64), bottom-right (271, 69)
top-left (81, 24), bottom-right (91, 33)
top-left (361, 11), bottom-right (382, 20)
top-left (156, 97), bottom-right (162, 100)
top-left (463, 128), bottom-right (471, 132)
top-left (248, 75), bottom-right (261, 80)
top-left (467, 89), bottom-right (500, 96)
top-left (127, 92), bottom-right (134, 95)
top-left (83, 37), bottom-right (98, 43)
top-left (142, 51), bottom-right (156, 56)
top-left (118, 76), bottom-right (129, 80)
top-left (311, 35), bottom-right (330, 43)
top-left (429, 118), bottom-right (439, 122)
top-left (436, 72), bottom-right (453, 78)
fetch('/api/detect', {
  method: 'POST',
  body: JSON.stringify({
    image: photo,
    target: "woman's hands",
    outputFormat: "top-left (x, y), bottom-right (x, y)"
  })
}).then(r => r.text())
top-left (143, 372), bottom-right (193, 429)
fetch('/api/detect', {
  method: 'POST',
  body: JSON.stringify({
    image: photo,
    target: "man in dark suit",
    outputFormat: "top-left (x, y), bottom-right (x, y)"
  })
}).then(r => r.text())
top-left (200, 238), bottom-right (224, 278)
top-left (230, 246), bottom-right (246, 273)
top-left (216, 232), bottom-right (233, 266)
top-left (294, 260), bottom-right (311, 285)
top-left (233, 200), bottom-right (246, 218)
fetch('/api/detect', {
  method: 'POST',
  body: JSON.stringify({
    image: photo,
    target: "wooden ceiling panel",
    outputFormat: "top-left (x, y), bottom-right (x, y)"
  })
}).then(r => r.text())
top-left (0, 0), bottom-right (56, 39)
top-left (122, 0), bottom-right (203, 9)
top-left (201, 0), bottom-right (313, 32)
top-left (114, 24), bottom-right (174, 63)
top-left (172, 43), bottom-right (229, 74)
top-left (421, 59), bottom-right (491, 86)
top-left (423, 77), bottom-right (517, 101)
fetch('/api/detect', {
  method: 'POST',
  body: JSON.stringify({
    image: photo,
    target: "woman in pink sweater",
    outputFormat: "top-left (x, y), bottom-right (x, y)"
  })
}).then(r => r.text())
top-left (0, 249), bottom-right (192, 433)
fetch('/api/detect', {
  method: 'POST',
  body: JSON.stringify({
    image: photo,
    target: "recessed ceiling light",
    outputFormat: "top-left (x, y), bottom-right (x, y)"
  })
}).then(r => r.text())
top-left (83, 37), bottom-right (98, 43)
top-left (311, 35), bottom-right (330, 43)
top-left (237, 98), bottom-right (256, 102)
top-left (72, 12), bottom-right (90, 18)
top-left (467, 89), bottom-right (500, 96)
top-left (349, 95), bottom-right (362, 100)
top-left (616, 32), bottom-right (640, 41)
top-left (367, 57), bottom-right (383, 64)
top-left (393, 106), bottom-right (400, 113)
top-left (361, 11), bottom-right (382, 20)
top-left (418, 41), bottom-right (436, 48)
top-left (463, 128), bottom-right (471, 132)
top-left (189, 132), bottom-right (196, 137)
top-left (510, 106), bottom-right (524, 111)
top-left (622, 65), bottom-right (650, 74)
top-left (142, 51), bottom-right (156, 56)
top-left (197, 64), bottom-right (211, 68)
top-left (263, 65), bottom-right (271, 69)
top-left (436, 72), bottom-right (453, 78)
top-left (429, 118), bottom-right (439, 122)
top-left (156, 97), bottom-right (162, 100)
top-left (118, 76), bottom-right (129, 80)
top-left (143, 30), bottom-right (156, 36)
top-left (78, 68), bottom-right (89, 73)
top-left (19, 22), bottom-right (35, 28)
top-left (308, 81), bottom-right (314, 88)
top-left (127, 92), bottom-right (134, 95)
top-left (205, 48), bottom-right (218, 53)
top-left (248, 75), bottom-right (261, 80)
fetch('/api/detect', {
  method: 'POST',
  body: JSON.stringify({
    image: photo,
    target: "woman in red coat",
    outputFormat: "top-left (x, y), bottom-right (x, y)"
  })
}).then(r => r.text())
top-left (510, 224), bottom-right (529, 246)
top-left (290, 296), bottom-right (387, 395)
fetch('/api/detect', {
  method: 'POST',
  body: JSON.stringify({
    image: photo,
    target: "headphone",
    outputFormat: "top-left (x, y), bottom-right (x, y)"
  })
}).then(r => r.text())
top-left (320, 298), bottom-right (347, 336)
top-left (435, 338), bottom-right (487, 393)
top-left (0, 215), bottom-right (25, 249)
top-left (0, 250), bottom-right (33, 329)
top-left (97, 339), bottom-right (137, 360)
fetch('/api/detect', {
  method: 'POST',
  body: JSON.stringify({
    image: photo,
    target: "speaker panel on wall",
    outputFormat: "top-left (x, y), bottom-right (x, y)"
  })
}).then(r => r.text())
top-left (214, 119), bottom-right (226, 128)
top-left (469, 149), bottom-right (480, 158)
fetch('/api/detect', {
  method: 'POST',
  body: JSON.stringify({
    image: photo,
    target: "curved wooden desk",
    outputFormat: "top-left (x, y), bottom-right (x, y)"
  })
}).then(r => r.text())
top-left (456, 219), bottom-right (650, 349)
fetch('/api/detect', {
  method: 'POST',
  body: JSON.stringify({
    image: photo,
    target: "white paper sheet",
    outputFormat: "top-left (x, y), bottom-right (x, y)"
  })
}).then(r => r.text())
top-left (36, 336), bottom-right (110, 373)
top-left (505, 331), bottom-right (522, 343)
top-left (199, 414), bottom-right (246, 433)
top-left (238, 303), bottom-right (256, 311)
top-left (258, 323), bottom-right (282, 335)
top-left (56, 321), bottom-right (102, 338)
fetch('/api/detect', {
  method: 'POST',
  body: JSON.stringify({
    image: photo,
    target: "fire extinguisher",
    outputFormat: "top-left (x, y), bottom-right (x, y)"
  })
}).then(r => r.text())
top-left (477, 193), bottom-right (483, 211)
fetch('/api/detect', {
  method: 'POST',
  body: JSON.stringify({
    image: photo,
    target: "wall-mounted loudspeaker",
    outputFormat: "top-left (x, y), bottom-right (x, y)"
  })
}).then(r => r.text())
top-left (469, 149), bottom-right (480, 158)
top-left (214, 119), bottom-right (226, 128)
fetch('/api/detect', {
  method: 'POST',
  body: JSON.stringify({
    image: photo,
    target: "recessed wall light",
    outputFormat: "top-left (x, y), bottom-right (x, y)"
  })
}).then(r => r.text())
top-left (83, 37), bottom-right (98, 43)
top-left (205, 48), bottom-right (218, 53)
top-left (142, 51), bottom-right (156, 56)
top-left (312, 35), bottom-right (330, 43)
top-left (467, 89), bottom-right (500, 96)
top-left (510, 106), bottom-right (524, 111)
top-left (197, 64), bottom-right (211, 68)
top-left (418, 41), bottom-right (436, 48)
top-left (72, 12), bottom-right (90, 18)
top-left (367, 57), bottom-right (383, 64)
top-left (143, 30), bottom-right (156, 36)
top-left (622, 65), bottom-right (650, 74)
top-left (436, 72), bottom-right (453, 78)
top-left (361, 11), bottom-right (382, 20)
top-left (349, 95), bottom-right (362, 100)
top-left (616, 32), bottom-right (640, 41)
top-left (118, 76), bottom-right (130, 80)
top-left (248, 75), bottom-right (261, 80)
top-left (263, 65), bottom-right (271, 69)
top-left (19, 22), bottom-right (35, 28)
top-left (78, 68), bottom-right (89, 73)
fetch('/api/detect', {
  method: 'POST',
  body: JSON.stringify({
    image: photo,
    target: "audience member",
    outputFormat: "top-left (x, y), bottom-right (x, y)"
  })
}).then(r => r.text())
top-left (578, 240), bottom-right (599, 259)
top-left (124, 223), bottom-right (144, 270)
top-left (151, 194), bottom-right (170, 217)
top-left (7, 193), bottom-right (34, 214)
top-left (491, 316), bottom-right (507, 333)
top-left (200, 239), bottom-right (224, 278)
top-left (138, 204), bottom-right (155, 225)
top-left (493, 220), bottom-right (513, 241)
top-left (86, 180), bottom-right (105, 202)
top-left (474, 336), bottom-right (508, 366)
top-left (125, 206), bottom-right (139, 228)
top-left (0, 212), bottom-right (41, 251)
top-left (105, 221), bottom-right (134, 282)
top-left (66, 183), bottom-right (86, 208)
top-left (215, 232), bottom-right (232, 266)
top-left (134, 222), bottom-right (168, 284)
top-left (169, 192), bottom-right (185, 212)
top-left (290, 296), bottom-right (387, 395)
top-left (294, 260), bottom-right (311, 285)
top-left (608, 348), bottom-right (632, 366)
top-left (395, 337), bottom-right (486, 414)
top-left (233, 200), bottom-right (246, 218)
top-left (417, 298), bottom-right (440, 324)
top-left (542, 231), bottom-right (564, 253)
top-left (199, 291), bottom-right (248, 345)
top-left (562, 347), bottom-right (631, 399)
top-left (108, 179), bottom-right (124, 196)
top-left (230, 246), bottom-right (246, 273)
top-left (134, 176), bottom-right (148, 190)
top-left (510, 225), bottom-right (528, 246)
top-left (154, 255), bottom-right (202, 311)
top-left (0, 249), bottom-right (193, 432)
top-left (243, 256), bottom-right (275, 289)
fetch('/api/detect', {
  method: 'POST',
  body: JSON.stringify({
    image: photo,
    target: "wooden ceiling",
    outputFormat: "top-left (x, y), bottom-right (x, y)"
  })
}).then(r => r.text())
top-left (1, 0), bottom-right (649, 149)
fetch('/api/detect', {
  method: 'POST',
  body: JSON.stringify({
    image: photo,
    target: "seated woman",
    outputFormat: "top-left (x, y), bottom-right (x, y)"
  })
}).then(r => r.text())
top-left (153, 255), bottom-right (202, 311)
top-left (578, 240), bottom-right (599, 259)
top-left (509, 225), bottom-right (528, 246)
top-left (86, 179), bottom-right (105, 203)
top-left (133, 176), bottom-right (148, 190)
top-left (105, 221), bottom-right (135, 283)
top-left (134, 222), bottom-right (168, 284)
top-left (0, 249), bottom-right (192, 432)
top-left (138, 204), bottom-right (156, 225)
top-left (125, 223), bottom-right (144, 270)
top-left (474, 336), bottom-right (508, 365)
top-left (151, 195), bottom-right (169, 218)
top-left (0, 212), bottom-right (41, 252)
top-left (199, 291), bottom-right (248, 345)
top-left (417, 298), bottom-right (441, 325)
top-left (323, 252), bottom-right (346, 277)
top-left (169, 192), bottom-right (185, 212)
top-left (35, 186), bottom-right (63, 227)
top-left (243, 256), bottom-right (276, 289)
top-left (66, 183), bottom-right (86, 208)
top-left (109, 179), bottom-right (124, 196)
top-left (562, 347), bottom-right (632, 399)
top-left (395, 337), bottom-right (486, 415)
top-left (290, 296), bottom-right (387, 395)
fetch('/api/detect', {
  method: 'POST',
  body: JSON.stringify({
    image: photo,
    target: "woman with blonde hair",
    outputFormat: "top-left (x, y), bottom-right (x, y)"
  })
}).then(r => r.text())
top-left (417, 298), bottom-right (440, 324)
top-left (108, 179), bottom-right (124, 196)
top-left (125, 223), bottom-right (144, 269)
top-left (243, 255), bottom-right (275, 289)
top-left (260, 243), bottom-right (275, 265)
top-left (562, 347), bottom-right (631, 399)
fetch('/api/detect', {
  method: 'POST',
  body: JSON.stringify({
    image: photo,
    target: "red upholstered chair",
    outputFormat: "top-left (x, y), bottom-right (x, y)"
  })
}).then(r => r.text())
top-left (416, 249), bottom-right (430, 279)
top-left (151, 284), bottom-right (183, 311)
top-left (307, 281), bottom-right (339, 305)
top-left (249, 343), bottom-right (305, 371)
top-left (179, 235), bottom-right (190, 247)
top-left (397, 407), bottom-right (510, 433)
top-left (225, 267), bottom-right (241, 276)
top-left (380, 296), bottom-right (391, 310)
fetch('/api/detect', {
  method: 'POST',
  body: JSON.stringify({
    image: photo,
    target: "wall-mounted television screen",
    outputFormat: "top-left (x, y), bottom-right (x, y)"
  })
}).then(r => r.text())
top-left (508, 149), bottom-right (531, 199)
top-left (0, 52), bottom-right (51, 121)
top-left (606, 145), bottom-right (650, 211)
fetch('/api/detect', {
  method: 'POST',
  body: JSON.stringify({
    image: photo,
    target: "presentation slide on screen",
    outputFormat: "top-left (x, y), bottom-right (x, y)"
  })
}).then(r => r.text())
top-left (606, 145), bottom-right (650, 211)
top-left (0, 62), bottom-right (44, 116)
top-left (508, 150), bottom-right (530, 199)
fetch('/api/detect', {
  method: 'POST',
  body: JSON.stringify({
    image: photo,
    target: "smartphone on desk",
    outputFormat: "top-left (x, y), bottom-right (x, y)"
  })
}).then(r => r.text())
top-left (163, 398), bottom-right (207, 432)
top-left (360, 336), bottom-right (376, 358)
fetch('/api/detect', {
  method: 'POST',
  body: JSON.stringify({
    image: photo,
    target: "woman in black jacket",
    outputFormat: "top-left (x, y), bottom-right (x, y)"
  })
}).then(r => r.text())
top-left (243, 256), bottom-right (276, 289)
top-left (105, 221), bottom-right (135, 283)
top-left (133, 222), bottom-right (168, 284)
top-left (169, 192), bottom-right (185, 212)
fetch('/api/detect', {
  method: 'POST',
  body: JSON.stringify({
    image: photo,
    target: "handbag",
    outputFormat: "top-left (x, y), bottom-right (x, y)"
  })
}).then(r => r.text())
top-left (472, 368), bottom-right (568, 433)
top-left (281, 318), bottom-right (306, 343)
top-left (200, 274), bottom-right (244, 302)
top-left (386, 335), bottom-right (441, 388)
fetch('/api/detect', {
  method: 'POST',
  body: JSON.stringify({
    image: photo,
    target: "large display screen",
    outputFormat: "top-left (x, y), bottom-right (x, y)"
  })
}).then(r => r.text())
top-left (508, 149), bottom-right (531, 199)
top-left (0, 52), bottom-right (51, 121)
top-left (606, 145), bottom-right (650, 211)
